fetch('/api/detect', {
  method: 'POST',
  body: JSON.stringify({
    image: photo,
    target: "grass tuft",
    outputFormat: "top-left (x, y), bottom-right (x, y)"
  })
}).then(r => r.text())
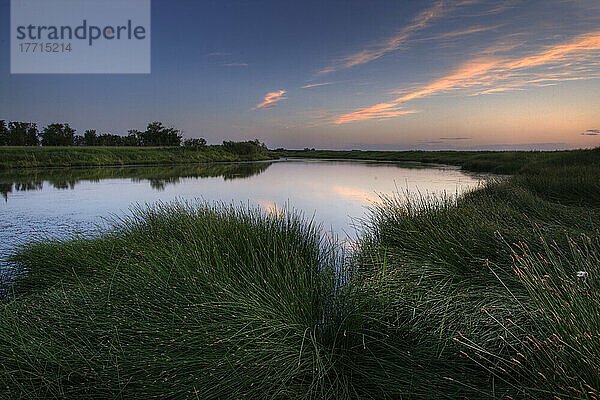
top-left (2, 148), bottom-right (600, 398)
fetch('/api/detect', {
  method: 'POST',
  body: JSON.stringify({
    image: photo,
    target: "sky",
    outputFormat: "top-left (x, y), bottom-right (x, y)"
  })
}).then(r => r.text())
top-left (1, 0), bottom-right (599, 150)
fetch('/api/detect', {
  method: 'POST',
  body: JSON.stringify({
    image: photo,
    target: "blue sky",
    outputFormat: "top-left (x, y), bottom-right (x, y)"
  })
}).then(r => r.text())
top-left (1, 0), bottom-right (600, 150)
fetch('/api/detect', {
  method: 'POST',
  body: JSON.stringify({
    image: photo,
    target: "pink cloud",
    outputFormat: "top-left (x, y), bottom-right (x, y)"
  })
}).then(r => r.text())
top-left (333, 30), bottom-right (600, 124)
top-left (333, 103), bottom-right (418, 124)
top-left (255, 90), bottom-right (287, 109)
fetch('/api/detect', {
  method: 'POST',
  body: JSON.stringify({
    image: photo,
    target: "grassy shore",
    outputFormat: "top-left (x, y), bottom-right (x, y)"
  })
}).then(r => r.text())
top-left (282, 147), bottom-right (600, 174)
top-left (1, 148), bottom-right (600, 398)
top-left (0, 146), bottom-right (275, 170)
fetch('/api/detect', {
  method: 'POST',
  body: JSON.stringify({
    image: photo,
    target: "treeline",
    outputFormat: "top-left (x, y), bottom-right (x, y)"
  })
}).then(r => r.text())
top-left (0, 120), bottom-right (208, 148)
top-left (0, 120), bottom-right (270, 155)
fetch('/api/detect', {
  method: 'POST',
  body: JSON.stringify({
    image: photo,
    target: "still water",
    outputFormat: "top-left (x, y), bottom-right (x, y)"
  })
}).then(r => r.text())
top-left (0, 159), bottom-right (485, 264)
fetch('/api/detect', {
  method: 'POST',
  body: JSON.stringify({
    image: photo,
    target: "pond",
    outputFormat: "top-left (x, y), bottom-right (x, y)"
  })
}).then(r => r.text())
top-left (0, 158), bottom-right (486, 269)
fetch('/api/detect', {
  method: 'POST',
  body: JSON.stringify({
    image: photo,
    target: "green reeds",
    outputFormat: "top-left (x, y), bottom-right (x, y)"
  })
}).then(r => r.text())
top-left (0, 146), bottom-right (274, 170)
top-left (2, 152), bottom-right (600, 398)
top-left (0, 202), bottom-right (346, 399)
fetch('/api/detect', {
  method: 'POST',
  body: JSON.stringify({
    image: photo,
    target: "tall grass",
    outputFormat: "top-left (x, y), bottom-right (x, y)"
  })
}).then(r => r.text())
top-left (0, 202), bottom-right (346, 399)
top-left (284, 147), bottom-right (600, 175)
top-left (2, 151), bottom-right (600, 398)
top-left (351, 163), bottom-right (600, 398)
top-left (0, 146), bottom-right (275, 170)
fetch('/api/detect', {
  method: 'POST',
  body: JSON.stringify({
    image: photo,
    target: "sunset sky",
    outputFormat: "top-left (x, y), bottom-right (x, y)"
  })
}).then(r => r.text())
top-left (1, 0), bottom-right (599, 150)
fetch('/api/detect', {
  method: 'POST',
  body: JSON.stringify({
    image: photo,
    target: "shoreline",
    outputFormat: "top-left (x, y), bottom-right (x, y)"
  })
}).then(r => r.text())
top-left (1, 148), bottom-right (599, 397)
top-left (3, 146), bottom-right (598, 175)
top-left (0, 145), bottom-right (277, 170)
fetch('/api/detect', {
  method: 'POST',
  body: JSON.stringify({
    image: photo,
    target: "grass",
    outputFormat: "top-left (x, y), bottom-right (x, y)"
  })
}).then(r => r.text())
top-left (0, 146), bottom-right (275, 170)
top-left (1, 203), bottom-right (344, 398)
top-left (1, 147), bottom-right (600, 398)
top-left (282, 147), bottom-right (600, 174)
top-left (346, 148), bottom-right (600, 397)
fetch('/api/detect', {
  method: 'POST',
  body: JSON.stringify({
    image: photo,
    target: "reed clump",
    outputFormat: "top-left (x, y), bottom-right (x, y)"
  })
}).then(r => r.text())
top-left (2, 149), bottom-right (600, 398)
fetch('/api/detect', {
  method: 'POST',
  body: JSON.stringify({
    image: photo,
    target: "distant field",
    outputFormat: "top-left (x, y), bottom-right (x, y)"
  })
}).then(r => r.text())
top-left (282, 148), bottom-right (600, 174)
top-left (0, 146), bottom-right (274, 169)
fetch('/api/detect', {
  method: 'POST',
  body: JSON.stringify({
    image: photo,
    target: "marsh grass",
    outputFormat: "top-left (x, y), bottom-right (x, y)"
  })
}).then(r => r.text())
top-left (1, 202), bottom-right (348, 399)
top-left (284, 146), bottom-right (600, 175)
top-left (2, 149), bottom-right (600, 399)
top-left (0, 145), bottom-right (274, 170)
top-left (350, 161), bottom-right (600, 398)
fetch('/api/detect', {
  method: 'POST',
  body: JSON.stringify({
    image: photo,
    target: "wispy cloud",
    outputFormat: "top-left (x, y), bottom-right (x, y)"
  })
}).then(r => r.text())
top-left (470, 87), bottom-right (524, 95)
top-left (582, 129), bottom-right (600, 136)
top-left (333, 103), bottom-right (418, 124)
top-left (334, 30), bottom-right (600, 124)
top-left (224, 63), bottom-right (248, 67)
top-left (421, 25), bottom-right (501, 41)
top-left (317, 0), bottom-right (457, 75)
top-left (207, 52), bottom-right (232, 56)
top-left (392, 57), bottom-right (500, 102)
top-left (439, 137), bottom-right (472, 140)
top-left (300, 82), bottom-right (334, 89)
top-left (255, 90), bottom-right (287, 110)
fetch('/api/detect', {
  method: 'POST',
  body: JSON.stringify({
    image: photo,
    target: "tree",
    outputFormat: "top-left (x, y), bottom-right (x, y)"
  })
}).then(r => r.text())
top-left (83, 130), bottom-right (97, 146)
top-left (122, 132), bottom-right (139, 146)
top-left (40, 123), bottom-right (76, 146)
top-left (0, 120), bottom-right (8, 145)
top-left (183, 138), bottom-right (207, 148)
top-left (134, 122), bottom-right (182, 146)
top-left (222, 139), bottom-right (267, 155)
top-left (95, 133), bottom-right (122, 146)
top-left (7, 122), bottom-right (39, 146)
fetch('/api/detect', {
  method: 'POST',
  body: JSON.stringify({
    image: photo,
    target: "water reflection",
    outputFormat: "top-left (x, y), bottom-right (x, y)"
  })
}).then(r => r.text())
top-left (0, 162), bottom-right (273, 201)
top-left (0, 159), bottom-right (487, 267)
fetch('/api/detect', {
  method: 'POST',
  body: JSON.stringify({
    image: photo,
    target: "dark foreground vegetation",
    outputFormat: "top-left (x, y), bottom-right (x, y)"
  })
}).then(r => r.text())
top-left (1, 147), bottom-right (600, 398)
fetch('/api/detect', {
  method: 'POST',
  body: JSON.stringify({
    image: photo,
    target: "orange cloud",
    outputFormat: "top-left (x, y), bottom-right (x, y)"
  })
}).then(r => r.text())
top-left (505, 31), bottom-right (600, 70)
top-left (255, 90), bottom-right (287, 109)
top-left (470, 87), bottom-right (524, 95)
top-left (333, 103), bottom-right (418, 124)
top-left (393, 57), bottom-right (500, 102)
top-left (333, 30), bottom-right (600, 124)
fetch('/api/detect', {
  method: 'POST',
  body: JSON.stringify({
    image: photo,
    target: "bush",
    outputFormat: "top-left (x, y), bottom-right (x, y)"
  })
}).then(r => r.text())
top-left (130, 122), bottom-right (182, 147)
top-left (183, 137), bottom-right (207, 148)
top-left (222, 139), bottom-right (267, 155)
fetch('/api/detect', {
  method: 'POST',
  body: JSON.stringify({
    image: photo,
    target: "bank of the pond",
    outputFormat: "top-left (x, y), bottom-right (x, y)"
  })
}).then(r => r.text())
top-left (0, 146), bottom-right (276, 170)
top-left (1, 148), bottom-right (600, 399)
top-left (282, 147), bottom-right (600, 175)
